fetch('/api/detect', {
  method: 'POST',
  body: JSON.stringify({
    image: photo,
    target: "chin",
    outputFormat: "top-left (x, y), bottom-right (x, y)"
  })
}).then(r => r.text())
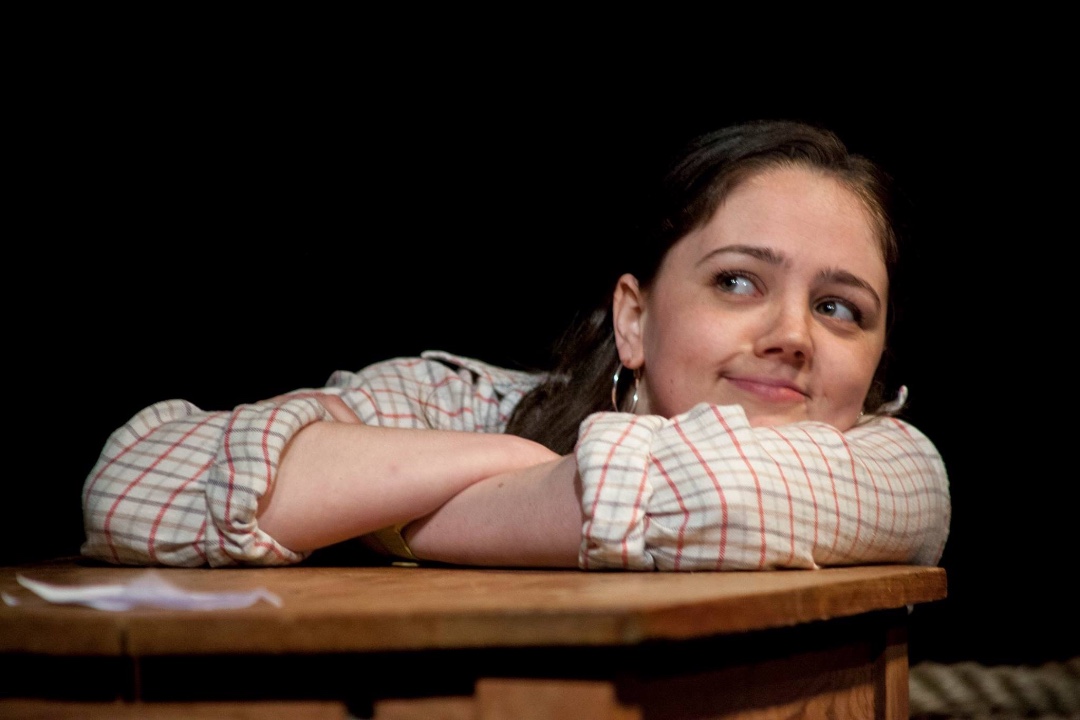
top-left (744, 411), bottom-right (806, 429)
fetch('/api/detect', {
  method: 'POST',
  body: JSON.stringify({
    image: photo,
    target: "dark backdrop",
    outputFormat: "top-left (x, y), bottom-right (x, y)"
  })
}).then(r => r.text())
top-left (8, 23), bottom-right (1074, 672)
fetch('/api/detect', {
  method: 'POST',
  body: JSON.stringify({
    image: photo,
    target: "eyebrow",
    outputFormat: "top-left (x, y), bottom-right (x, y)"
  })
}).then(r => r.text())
top-left (698, 244), bottom-right (884, 313)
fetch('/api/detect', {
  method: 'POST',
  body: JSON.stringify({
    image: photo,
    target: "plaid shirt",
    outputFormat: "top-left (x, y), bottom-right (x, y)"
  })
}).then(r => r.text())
top-left (82, 351), bottom-right (950, 570)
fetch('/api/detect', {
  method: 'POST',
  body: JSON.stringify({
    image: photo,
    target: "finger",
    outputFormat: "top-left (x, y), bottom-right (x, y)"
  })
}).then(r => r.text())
top-left (315, 394), bottom-right (362, 424)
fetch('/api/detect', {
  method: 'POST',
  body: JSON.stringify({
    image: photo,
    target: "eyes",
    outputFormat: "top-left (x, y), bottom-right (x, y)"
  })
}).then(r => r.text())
top-left (715, 272), bottom-right (756, 296)
top-left (816, 298), bottom-right (861, 324)
top-left (713, 271), bottom-right (865, 325)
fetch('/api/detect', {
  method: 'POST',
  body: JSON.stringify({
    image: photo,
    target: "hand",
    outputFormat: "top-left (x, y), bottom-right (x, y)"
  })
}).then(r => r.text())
top-left (314, 393), bottom-right (362, 424)
top-left (267, 392), bottom-right (361, 424)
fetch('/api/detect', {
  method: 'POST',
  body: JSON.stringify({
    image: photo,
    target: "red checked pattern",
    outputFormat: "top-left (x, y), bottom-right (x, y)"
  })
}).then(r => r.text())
top-left (576, 403), bottom-right (950, 571)
top-left (82, 352), bottom-right (950, 569)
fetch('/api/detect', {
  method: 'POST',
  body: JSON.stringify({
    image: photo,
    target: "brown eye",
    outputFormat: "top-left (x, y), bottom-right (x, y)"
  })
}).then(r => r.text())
top-left (816, 298), bottom-right (861, 323)
top-left (714, 271), bottom-right (757, 296)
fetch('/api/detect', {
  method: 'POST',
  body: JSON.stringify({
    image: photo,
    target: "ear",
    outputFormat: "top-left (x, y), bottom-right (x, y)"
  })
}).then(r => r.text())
top-left (612, 273), bottom-right (646, 369)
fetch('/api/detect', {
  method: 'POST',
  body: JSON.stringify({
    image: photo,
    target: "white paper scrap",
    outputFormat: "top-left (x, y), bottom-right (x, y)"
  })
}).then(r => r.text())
top-left (14, 571), bottom-right (283, 611)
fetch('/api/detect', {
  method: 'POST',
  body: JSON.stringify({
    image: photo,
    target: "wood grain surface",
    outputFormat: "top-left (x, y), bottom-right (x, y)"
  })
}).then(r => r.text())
top-left (0, 558), bottom-right (945, 656)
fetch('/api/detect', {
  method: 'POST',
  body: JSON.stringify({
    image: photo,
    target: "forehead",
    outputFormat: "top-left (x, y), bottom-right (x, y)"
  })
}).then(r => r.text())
top-left (672, 166), bottom-right (888, 286)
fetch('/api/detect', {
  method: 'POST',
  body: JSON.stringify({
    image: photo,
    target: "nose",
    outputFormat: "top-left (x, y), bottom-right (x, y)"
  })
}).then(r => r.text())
top-left (754, 301), bottom-right (813, 363)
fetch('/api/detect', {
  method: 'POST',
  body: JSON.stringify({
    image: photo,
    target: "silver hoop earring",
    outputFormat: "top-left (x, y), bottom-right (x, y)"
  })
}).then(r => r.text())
top-left (611, 365), bottom-right (639, 413)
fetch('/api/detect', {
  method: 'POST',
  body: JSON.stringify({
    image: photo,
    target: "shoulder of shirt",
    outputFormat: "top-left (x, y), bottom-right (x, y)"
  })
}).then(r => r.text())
top-left (417, 350), bottom-right (546, 394)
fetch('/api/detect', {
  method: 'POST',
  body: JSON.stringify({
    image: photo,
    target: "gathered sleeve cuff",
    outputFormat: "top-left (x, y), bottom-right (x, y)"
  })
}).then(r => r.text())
top-left (82, 393), bottom-right (339, 567)
top-left (201, 394), bottom-right (332, 566)
top-left (574, 404), bottom-right (951, 572)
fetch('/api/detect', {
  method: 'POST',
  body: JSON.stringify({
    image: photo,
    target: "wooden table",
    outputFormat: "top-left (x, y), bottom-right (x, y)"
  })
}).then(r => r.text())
top-left (0, 557), bottom-right (946, 719)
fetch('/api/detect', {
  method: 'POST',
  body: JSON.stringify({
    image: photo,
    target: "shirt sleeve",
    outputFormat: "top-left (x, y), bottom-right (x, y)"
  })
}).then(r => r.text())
top-left (81, 396), bottom-right (330, 567)
top-left (574, 403), bottom-right (951, 571)
top-left (81, 353), bottom-right (543, 567)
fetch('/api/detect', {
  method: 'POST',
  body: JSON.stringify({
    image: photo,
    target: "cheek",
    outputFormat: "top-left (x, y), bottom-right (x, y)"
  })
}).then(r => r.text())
top-left (641, 302), bottom-right (740, 414)
top-left (826, 342), bottom-right (884, 400)
top-left (643, 298), bottom-right (728, 369)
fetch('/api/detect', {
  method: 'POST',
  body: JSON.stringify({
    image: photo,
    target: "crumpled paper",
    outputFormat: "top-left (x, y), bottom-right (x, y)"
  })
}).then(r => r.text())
top-left (2, 571), bottom-right (283, 611)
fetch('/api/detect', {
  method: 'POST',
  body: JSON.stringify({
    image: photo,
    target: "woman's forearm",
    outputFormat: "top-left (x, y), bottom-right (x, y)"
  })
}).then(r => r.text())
top-left (256, 422), bottom-right (560, 552)
top-left (404, 454), bottom-right (584, 568)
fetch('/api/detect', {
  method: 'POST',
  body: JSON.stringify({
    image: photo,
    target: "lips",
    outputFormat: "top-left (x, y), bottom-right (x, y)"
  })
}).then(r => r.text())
top-left (725, 376), bottom-right (809, 404)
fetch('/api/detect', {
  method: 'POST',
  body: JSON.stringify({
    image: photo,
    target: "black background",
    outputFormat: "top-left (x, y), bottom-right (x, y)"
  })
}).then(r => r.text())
top-left (8, 16), bottom-right (1075, 670)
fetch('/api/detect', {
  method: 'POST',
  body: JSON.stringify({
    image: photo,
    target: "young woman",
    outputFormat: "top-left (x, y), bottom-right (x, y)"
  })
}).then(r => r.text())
top-left (81, 119), bottom-right (951, 571)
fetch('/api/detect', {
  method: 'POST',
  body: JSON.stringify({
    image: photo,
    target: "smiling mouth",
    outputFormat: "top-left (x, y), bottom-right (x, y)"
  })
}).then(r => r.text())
top-left (725, 377), bottom-right (808, 404)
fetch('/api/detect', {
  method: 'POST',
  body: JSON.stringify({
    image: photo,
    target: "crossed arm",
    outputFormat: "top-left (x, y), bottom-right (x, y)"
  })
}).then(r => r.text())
top-left (258, 394), bottom-right (582, 566)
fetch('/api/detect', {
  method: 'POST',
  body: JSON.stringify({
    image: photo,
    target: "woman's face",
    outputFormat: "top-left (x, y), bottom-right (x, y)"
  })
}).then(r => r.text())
top-left (614, 166), bottom-right (888, 431)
